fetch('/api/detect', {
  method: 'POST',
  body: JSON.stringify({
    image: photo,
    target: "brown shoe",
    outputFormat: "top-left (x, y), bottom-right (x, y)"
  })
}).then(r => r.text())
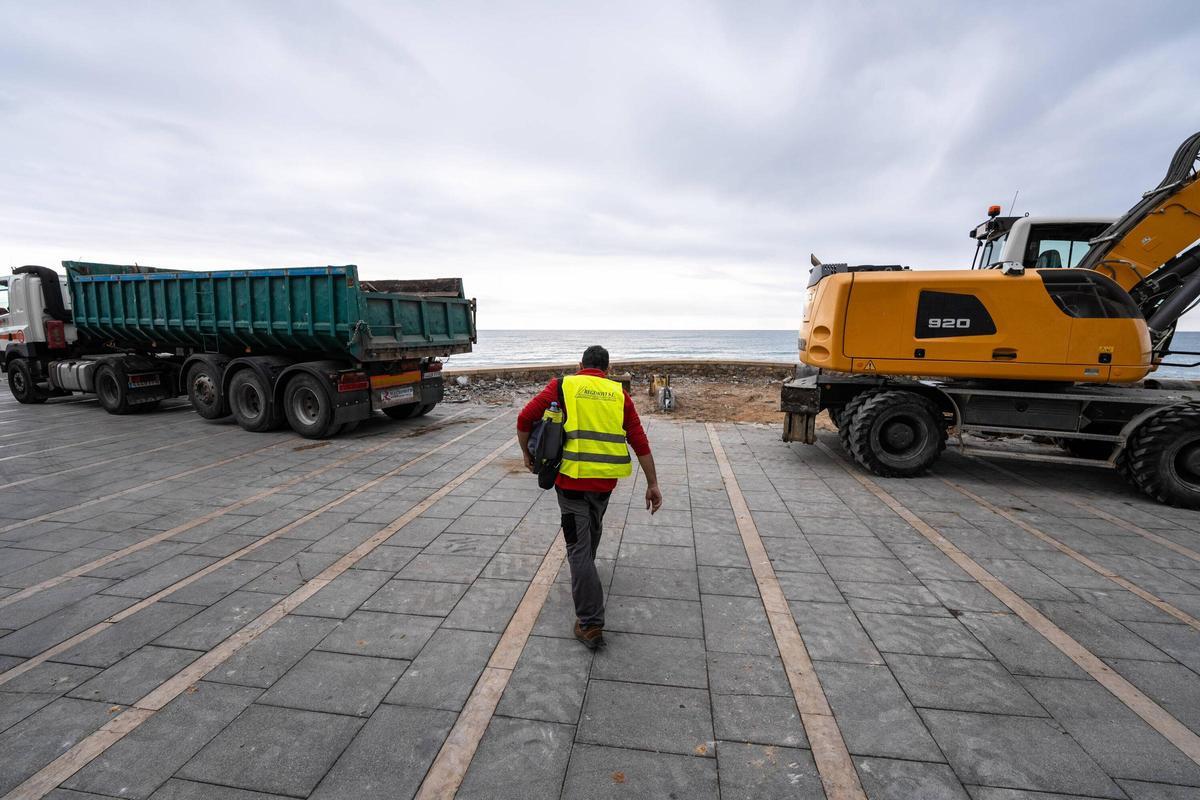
top-left (574, 621), bottom-right (606, 650)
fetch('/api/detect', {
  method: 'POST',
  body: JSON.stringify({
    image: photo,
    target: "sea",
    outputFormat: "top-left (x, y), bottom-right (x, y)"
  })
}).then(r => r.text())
top-left (446, 329), bottom-right (1200, 379)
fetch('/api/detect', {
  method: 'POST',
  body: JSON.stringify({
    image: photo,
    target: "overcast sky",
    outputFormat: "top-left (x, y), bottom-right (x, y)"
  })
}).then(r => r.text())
top-left (2, 1), bottom-right (1198, 329)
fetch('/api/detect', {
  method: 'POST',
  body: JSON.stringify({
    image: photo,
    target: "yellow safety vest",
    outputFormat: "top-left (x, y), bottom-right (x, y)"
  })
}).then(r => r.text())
top-left (560, 374), bottom-right (632, 479)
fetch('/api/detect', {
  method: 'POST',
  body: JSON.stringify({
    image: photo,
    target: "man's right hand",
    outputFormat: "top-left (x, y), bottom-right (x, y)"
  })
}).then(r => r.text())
top-left (523, 451), bottom-right (536, 473)
top-left (645, 483), bottom-right (663, 514)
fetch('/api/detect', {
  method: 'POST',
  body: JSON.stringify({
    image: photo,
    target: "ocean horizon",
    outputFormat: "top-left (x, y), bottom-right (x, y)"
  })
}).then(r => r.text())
top-left (447, 329), bottom-right (1200, 380)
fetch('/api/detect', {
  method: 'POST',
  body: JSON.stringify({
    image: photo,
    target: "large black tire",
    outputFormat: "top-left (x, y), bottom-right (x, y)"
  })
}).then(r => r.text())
top-left (228, 369), bottom-right (282, 432)
top-left (187, 362), bottom-right (229, 420)
top-left (7, 359), bottom-right (46, 404)
top-left (282, 373), bottom-right (339, 439)
top-left (847, 390), bottom-right (946, 477)
top-left (383, 402), bottom-right (422, 420)
top-left (414, 403), bottom-right (435, 417)
top-left (837, 390), bottom-right (882, 454)
top-left (95, 363), bottom-right (132, 414)
top-left (1122, 404), bottom-right (1200, 508)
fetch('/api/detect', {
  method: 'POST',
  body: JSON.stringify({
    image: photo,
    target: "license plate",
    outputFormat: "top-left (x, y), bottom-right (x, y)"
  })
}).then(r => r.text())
top-left (380, 385), bottom-right (416, 406)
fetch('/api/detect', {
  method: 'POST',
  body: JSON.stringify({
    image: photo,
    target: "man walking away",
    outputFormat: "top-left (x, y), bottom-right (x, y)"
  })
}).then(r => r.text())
top-left (518, 345), bottom-right (662, 650)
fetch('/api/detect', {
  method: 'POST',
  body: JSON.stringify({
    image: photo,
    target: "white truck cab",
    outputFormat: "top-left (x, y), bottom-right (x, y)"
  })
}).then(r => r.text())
top-left (970, 212), bottom-right (1116, 272)
top-left (0, 269), bottom-right (76, 347)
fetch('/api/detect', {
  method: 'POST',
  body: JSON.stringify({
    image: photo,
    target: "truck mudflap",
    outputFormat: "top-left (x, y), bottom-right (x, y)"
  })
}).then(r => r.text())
top-left (781, 374), bottom-right (820, 444)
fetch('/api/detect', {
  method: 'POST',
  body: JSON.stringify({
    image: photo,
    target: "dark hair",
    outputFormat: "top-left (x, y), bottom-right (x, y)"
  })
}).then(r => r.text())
top-left (581, 345), bottom-right (610, 371)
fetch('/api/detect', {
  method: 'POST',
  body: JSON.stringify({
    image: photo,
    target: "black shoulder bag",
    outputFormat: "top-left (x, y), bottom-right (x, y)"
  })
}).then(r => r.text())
top-left (527, 376), bottom-right (567, 490)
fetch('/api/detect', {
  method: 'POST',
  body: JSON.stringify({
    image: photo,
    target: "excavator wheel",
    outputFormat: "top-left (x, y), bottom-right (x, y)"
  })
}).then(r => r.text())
top-left (1122, 403), bottom-right (1200, 508)
top-left (847, 390), bottom-right (946, 478)
top-left (836, 389), bottom-right (883, 453)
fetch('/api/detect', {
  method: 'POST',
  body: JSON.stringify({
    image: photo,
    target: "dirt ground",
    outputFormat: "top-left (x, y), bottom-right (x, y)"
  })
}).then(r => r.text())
top-left (443, 368), bottom-right (818, 425)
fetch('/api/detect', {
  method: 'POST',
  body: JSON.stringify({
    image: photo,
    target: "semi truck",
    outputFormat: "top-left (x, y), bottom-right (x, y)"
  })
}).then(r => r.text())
top-left (781, 131), bottom-right (1200, 507)
top-left (0, 261), bottom-right (476, 438)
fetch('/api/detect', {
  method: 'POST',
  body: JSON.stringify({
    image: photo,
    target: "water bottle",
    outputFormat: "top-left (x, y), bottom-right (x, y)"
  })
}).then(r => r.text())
top-left (545, 401), bottom-right (564, 423)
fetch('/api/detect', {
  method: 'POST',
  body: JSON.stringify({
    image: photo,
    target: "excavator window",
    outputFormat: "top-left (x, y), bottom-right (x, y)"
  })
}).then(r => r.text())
top-left (1022, 224), bottom-right (1109, 269)
top-left (1039, 270), bottom-right (1140, 319)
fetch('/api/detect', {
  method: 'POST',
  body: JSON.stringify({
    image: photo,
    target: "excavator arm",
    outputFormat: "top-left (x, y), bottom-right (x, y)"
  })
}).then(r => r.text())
top-left (1079, 132), bottom-right (1200, 355)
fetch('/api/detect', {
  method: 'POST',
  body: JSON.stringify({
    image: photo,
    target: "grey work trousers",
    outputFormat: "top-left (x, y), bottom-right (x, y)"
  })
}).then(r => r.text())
top-left (555, 487), bottom-right (612, 628)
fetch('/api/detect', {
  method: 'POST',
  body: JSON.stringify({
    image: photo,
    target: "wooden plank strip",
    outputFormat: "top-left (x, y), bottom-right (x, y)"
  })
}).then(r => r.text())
top-left (817, 441), bottom-right (1200, 767)
top-left (710, 425), bottom-right (867, 800)
top-left (414, 537), bottom-right (566, 800)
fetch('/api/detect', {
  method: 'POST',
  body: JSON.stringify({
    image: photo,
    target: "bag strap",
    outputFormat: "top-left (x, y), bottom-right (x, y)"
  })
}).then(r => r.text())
top-left (557, 375), bottom-right (567, 419)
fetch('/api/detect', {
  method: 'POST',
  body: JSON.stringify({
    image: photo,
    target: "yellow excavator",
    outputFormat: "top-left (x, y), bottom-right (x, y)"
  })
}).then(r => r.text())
top-left (781, 131), bottom-right (1200, 507)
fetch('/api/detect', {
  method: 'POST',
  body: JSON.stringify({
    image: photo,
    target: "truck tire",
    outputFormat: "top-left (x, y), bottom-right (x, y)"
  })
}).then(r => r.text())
top-left (383, 402), bottom-right (422, 420)
top-left (187, 362), bottom-right (229, 420)
top-left (1122, 404), bottom-right (1200, 508)
top-left (7, 359), bottom-right (46, 404)
top-left (847, 390), bottom-right (946, 477)
top-left (283, 373), bottom-right (339, 439)
top-left (837, 389), bottom-right (882, 453)
top-left (95, 363), bottom-right (132, 414)
top-left (415, 403), bottom-right (436, 417)
top-left (228, 369), bottom-right (283, 432)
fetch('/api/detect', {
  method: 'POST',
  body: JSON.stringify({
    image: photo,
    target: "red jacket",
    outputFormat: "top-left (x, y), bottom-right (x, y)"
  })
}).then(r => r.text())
top-left (518, 368), bottom-right (650, 492)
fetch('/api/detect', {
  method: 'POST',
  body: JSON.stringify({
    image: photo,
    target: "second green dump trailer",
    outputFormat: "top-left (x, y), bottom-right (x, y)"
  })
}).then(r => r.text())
top-left (0, 261), bottom-right (476, 438)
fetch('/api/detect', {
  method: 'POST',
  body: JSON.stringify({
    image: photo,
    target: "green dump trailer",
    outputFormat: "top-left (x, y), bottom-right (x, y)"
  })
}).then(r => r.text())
top-left (0, 262), bottom-right (476, 438)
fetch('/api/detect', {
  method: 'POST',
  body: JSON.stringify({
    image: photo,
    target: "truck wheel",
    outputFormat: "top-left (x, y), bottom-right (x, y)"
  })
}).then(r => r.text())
top-left (415, 403), bottom-right (436, 417)
top-left (187, 363), bottom-right (229, 419)
top-left (228, 370), bottom-right (283, 432)
top-left (7, 359), bottom-right (46, 404)
top-left (383, 402), bottom-right (421, 420)
top-left (95, 364), bottom-right (132, 414)
top-left (837, 390), bottom-right (881, 453)
top-left (1123, 404), bottom-right (1200, 508)
top-left (283, 374), bottom-right (339, 439)
top-left (847, 390), bottom-right (946, 477)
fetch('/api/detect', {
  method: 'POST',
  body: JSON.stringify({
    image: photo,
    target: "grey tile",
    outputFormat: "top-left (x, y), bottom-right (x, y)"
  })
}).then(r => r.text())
top-left (384, 627), bottom-right (498, 711)
top-left (258, 651), bottom-right (407, 717)
top-left (148, 779), bottom-right (290, 800)
top-left (207, 615), bottom-right (339, 688)
top-left (817, 660), bottom-right (943, 761)
top-left (590, 631), bottom-right (707, 688)
top-left (885, 653), bottom-right (1046, 716)
top-left (0, 691), bottom-right (58, 733)
top-left (711, 694), bottom-right (806, 748)
top-left (605, 595), bottom-right (703, 638)
top-left (457, 716), bottom-right (575, 800)
top-left (495, 635), bottom-right (592, 724)
top-left (789, 601), bottom-right (883, 664)
top-left (443, 578), bottom-right (528, 633)
top-left (702, 594), bottom-right (778, 655)
top-left (611, 565), bottom-right (700, 600)
top-left (958, 612), bottom-right (1086, 678)
top-left (310, 704), bottom-right (456, 800)
top-left (239, 553), bottom-right (340, 595)
top-left (0, 660), bottom-right (99, 695)
top-left (776, 570), bottom-right (842, 603)
top-left (154, 591), bottom-right (281, 651)
top-left (562, 743), bottom-right (719, 800)
top-left (0, 594), bottom-right (136, 658)
top-left (697, 565), bottom-right (758, 597)
top-left (1116, 779), bottom-right (1200, 800)
top-left (617, 543), bottom-right (695, 570)
top-left (59, 601), bottom-right (201, 667)
top-left (716, 741), bottom-right (824, 800)
top-left (854, 756), bottom-right (970, 800)
top-left (292, 568), bottom-right (391, 619)
top-left (0, 698), bottom-right (114, 795)
top-left (178, 704), bottom-right (363, 797)
top-left (858, 613), bottom-right (992, 658)
top-left (1021, 676), bottom-right (1200, 785)
top-left (707, 649), bottom-right (792, 696)
top-left (822, 556), bottom-right (919, 584)
top-left (839, 581), bottom-right (947, 616)
top-left (0, 577), bottom-right (115, 630)
top-left (397, 553), bottom-right (489, 583)
top-left (64, 682), bottom-right (261, 800)
top-left (319, 609), bottom-right (441, 660)
top-left (68, 647), bottom-right (199, 706)
top-left (578, 679), bottom-right (714, 756)
top-left (167, 560), bottom-right (274, 606)
top-left (481, 553), bottom-right (544, 581)
top-left (1031, 600), bottom-right (1173, 661)
top-left (360, 578), bottom-right (468, 617)
top-left (921, 709), bottom-right (1124, 798)
top-left (1105, 658), bottom-right (1200, 732)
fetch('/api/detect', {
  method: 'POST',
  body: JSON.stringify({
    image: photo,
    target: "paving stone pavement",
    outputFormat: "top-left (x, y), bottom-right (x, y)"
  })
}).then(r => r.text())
top-left (1, 396), bottom-right (1200, 799)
